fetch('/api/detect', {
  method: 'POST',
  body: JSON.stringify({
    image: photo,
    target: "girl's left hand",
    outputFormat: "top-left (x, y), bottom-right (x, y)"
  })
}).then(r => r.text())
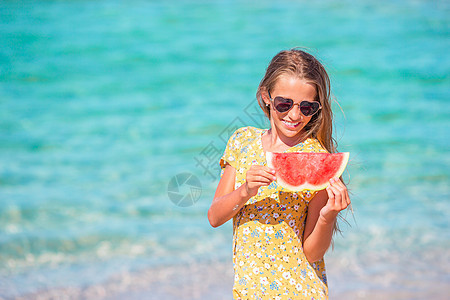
top-left (320, 177), bottom-right (350, 223)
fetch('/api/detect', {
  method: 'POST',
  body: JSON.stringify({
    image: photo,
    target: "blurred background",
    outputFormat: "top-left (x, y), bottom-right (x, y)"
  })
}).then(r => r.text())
top-left (1, 0), bottom-right (449, 299)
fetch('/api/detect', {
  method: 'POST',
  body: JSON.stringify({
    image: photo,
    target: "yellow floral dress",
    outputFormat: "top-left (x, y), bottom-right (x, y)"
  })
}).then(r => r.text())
top-left (220, 126), bottom-right (329, 300)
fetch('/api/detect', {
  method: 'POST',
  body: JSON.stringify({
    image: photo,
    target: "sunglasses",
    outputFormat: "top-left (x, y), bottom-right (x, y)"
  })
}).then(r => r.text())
top-left (269, 92), bottom-right (322, 116)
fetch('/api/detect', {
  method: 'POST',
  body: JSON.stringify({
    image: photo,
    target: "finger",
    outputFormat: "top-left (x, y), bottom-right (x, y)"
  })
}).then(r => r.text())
top-left (256, 167), bottom-right (276, 179)
top-left (326, 186), bottom-right (335, 206)
top-left (327, 184), bottom-right (343, 208)
top-left (249, 165), bottom-right (268, 173)
top-left (341, 193), bottom-right (349, 209)
top-left (344, 190), bottom-right (351, 206)
top-left (333, 178), bottom-right (348, 193)
top-left (330, 178), bottom-right (349, 207)
top-left (264, 166), bottom-right (276, 175)
top-left (334, 179), bottom-right (351, 206)
top-left (249, 166), bottom-right (276, 177)
top-left (327, 185), bottom-right (341, 202)
top-left (256, 169), bottom-right (277, 182)
top-left (332, 177), bottom-right (345, 189)
top-left (249, 175), bottom-right (274, 185)
top-left (251, 170), bottom-right (276, 182)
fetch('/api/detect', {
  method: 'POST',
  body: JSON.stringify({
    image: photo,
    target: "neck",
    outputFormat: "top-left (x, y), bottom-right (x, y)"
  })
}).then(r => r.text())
top-left (263, 127), bottom-right (310, 152)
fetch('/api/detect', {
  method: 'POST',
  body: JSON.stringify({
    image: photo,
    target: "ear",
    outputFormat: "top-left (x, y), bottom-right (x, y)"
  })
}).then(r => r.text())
top-left (261, 89), bottom-right (271, 107)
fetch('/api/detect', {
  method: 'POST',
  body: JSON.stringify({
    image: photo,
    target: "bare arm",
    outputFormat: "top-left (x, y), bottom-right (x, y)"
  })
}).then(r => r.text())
top-left (303, 178), bottom-right (350, 263)
top-left (207, 164), bottom-right (275, 228)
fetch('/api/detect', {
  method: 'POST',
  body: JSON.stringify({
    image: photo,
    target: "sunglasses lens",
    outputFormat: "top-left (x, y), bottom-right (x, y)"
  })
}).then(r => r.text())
top-left (274, 97), bottom-right (293, 113)
top-left (300, 101), bottom-right (320, 116)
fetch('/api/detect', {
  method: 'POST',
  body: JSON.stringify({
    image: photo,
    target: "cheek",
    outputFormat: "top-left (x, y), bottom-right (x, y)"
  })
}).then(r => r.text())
top-left (304, 115), bottom-right (317, 128)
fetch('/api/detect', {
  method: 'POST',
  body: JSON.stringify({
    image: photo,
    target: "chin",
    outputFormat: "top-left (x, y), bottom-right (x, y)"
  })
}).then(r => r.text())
top-left (280, 126), bottom-right (306, 138)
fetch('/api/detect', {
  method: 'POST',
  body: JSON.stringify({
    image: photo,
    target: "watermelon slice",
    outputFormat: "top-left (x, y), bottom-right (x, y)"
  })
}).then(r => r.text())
top-left (266, 152), bottom-right (349, 191)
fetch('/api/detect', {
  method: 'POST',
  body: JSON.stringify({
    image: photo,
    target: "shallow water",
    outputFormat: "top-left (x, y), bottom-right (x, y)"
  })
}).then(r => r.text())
top-left (1, 0), bottom-right (449, 298)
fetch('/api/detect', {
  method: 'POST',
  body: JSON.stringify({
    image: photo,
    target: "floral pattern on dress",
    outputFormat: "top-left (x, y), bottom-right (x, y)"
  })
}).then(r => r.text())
top-left (220, 126), bottom-right (329, 300)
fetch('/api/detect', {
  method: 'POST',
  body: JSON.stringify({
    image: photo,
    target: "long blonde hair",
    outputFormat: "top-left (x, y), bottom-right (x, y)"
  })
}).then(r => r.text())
top-left (256, 48), bottom-right (337, 153)
top-left (257, 49), bottom-right (350, 236)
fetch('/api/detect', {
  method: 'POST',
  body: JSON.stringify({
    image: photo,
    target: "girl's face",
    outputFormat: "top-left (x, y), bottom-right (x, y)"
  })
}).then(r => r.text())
top-left (264, 76), bottom-right (317, 140)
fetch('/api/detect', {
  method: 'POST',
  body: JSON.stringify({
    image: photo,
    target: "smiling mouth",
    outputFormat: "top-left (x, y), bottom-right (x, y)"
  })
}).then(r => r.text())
top-left (282, 120), bottom-right (300, 128)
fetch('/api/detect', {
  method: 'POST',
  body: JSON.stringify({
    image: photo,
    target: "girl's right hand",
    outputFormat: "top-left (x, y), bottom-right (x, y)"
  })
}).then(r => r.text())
top-left (244, 165), bottom-right (276, 197)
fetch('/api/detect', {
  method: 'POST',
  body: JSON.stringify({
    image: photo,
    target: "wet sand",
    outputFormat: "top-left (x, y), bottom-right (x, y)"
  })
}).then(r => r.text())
top-left (15, 261), bottom-right (233, 300)
top-left (14, 256), bottom-right (449, 300)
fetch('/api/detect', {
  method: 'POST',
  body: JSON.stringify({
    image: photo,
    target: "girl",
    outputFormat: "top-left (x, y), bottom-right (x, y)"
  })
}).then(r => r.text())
top-left (208, 49), bottom-right (350, 299)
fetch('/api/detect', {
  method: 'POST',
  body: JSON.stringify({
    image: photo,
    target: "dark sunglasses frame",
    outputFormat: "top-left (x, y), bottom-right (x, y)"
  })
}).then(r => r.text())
top-left (268, 92), bottom-right (322, 117)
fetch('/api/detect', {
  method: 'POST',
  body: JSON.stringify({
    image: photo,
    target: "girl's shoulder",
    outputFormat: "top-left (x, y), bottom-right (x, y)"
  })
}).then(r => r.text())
top-left (227, 126), bottom-right (265, 144)
top-left (220, 126), bottom-right (265, 170)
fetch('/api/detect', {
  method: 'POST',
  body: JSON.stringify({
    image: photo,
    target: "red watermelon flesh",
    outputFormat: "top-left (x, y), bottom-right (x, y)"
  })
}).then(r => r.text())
top-left (266, 152), bottom-right (349, 191)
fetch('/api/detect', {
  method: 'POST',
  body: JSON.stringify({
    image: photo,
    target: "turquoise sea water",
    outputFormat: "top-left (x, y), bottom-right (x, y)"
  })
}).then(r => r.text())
top-left (1, 0), bottom-right (449, 298)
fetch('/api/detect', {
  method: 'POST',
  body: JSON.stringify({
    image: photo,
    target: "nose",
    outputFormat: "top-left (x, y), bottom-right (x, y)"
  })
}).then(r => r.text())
top-left (288, 104), bottom-right (303, 120)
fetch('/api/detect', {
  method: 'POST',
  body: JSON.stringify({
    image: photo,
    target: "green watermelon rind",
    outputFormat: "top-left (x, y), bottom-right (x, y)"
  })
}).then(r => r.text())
top-left (266, 152), bottom-right (349, 192)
